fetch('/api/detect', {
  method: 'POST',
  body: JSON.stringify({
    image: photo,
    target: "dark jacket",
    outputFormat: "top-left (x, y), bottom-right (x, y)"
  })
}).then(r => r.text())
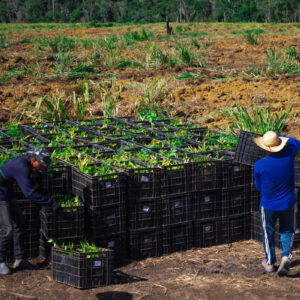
top-left (0, 155), bottom-right (52, 206)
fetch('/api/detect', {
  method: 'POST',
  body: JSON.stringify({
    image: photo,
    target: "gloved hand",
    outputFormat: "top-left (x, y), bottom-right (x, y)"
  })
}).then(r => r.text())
top-left (50, 201), bottom-right (61, 213)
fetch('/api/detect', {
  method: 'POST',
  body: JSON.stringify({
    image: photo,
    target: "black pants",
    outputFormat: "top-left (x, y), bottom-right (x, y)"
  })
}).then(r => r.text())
top-left (0, 199), bottom-right (25, 262)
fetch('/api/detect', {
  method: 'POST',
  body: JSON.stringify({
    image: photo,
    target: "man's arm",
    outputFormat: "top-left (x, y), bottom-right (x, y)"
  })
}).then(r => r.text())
top-left (15, 170), bottom-right (52, 206)
top-left (279, 134), bottom-right (300, 156)
top-left (254, 165), bottom-right (261, 192)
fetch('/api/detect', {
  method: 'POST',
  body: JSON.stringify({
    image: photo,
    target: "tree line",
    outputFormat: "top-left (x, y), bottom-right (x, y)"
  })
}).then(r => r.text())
top-left (0, 0), bottom-right (299, 23)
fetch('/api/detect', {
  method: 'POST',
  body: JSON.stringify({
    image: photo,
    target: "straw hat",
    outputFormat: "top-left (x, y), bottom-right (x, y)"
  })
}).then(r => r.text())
top-left (254, 131), bottom-right (289, 152)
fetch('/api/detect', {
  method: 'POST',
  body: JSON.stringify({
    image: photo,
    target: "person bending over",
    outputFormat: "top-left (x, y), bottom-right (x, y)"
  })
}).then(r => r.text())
top-left (0, 147), bottom-right (59, 275)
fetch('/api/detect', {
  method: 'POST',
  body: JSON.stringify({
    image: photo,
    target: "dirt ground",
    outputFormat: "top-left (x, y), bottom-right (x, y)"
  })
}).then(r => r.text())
top-left (1, 240), bottom-right (300, 300)
top-left (0, 23), bottom-right (299, 137)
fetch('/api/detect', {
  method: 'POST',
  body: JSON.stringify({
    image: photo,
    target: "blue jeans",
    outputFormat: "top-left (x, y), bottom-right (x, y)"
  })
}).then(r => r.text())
top-left (260, 205), bottom-right (295, 265)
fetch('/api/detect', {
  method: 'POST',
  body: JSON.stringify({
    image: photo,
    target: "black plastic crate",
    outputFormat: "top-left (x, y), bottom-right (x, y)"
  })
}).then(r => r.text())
top-left (296, 159), bottom-right (300, 187)
top-left (160, 163), bottom-right (191, 197)
top-left (191, 160), bottom-right (224, 192)
top-left (72, 166), bottom-right (127, 208)
top-left (39, 230), bottom-right (52, 261)
top-left (222, 186), bottom-right (252, 217)
top-left (226, 213), bottom-right (251, 243)
top-left (128, 197), bottom-right (161, 230)
top-left (87, 204), bottom-right (126, 238)
top-left (40, 164), bottom-right (72, 195)
top-left (91, 234), bottom-right (127, 267)
top-left (40, 202), bottom-right (85, 240)
top-left (234, 131), bottom-right (265, 166)
top-left (162, 222), bottom-right (193, 255)
top-left (193, 190), bottom-right (222, 221)
top-left (51, 245), bottom-right (113, 289)
top-left (127, 167), bottom-right (161, 199)
top-left (162, 193), bottom-right (193, 226)
top-left (222, 160), bottom-right (252, 189)
top-left (194, 217), bottom-right (225, 248)
top-left (251, 184), bottom-right (261, 212)
top-left (129, 227), bottom-right (162, 259)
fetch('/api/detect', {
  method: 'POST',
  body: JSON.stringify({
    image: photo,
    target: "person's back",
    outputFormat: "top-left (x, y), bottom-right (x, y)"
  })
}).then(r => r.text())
top-left (254, 141), bottom-right (298, 210)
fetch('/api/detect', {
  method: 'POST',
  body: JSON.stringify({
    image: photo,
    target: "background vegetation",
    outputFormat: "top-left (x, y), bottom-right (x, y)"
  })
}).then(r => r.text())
top-left (0, 0), bottom-right (299, 24)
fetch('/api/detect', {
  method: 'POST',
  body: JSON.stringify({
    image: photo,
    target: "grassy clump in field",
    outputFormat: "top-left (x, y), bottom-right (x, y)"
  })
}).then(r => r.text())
top-left (219, 99), bottom-right (294, 135)
top-left (0, 34), bottom-right (9, 48)
top-left (246, 47), bottom-right (300, 76)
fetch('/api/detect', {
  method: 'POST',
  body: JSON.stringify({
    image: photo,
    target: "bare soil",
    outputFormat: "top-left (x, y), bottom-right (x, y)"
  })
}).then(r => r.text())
top-left (1, 240), bottom-right (300, 300)
top-left (0, 23), bottom-right (299, 137)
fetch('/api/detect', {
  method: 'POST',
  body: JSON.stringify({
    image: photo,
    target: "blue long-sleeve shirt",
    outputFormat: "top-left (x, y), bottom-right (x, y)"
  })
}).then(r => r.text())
top-left (0, 155), bottom-right (52, 206)
top-left (254, 135), bottom-right (300, 210)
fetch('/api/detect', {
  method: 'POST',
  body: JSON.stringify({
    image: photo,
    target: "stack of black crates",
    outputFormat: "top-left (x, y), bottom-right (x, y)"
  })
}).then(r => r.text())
top-left (193, 158), bottom-right (252, 249)
top-left (71, 164), bottom-right (127, 266)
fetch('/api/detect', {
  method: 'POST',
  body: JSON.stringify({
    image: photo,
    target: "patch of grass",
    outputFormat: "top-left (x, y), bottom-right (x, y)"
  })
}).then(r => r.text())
top-left (265, 48), bottom-right (300, 76)
top-left (244, 29), bottom-right (264, 45)
top-left (18, 38), bottom-right (32, 44)
top-left (114, 60), bottom-right (142, 69)
top-left (134, 79), bottom-right (171, 118)
top-left (47, 36), bottom-right (76, 53)
top-left (145, 45), bottom-right (177, 69)
top-left (0, 34), bottom-right (9, 48)
top-left (101, 83), bottom-right (123, 118)
top-left (0, 70), bottom-right (23, 83)
top-left (79, 38), bottom-right (96, 49)
top-left (176, 42), bottom-right (206, 67)
top-left (123, 29), bottom-right (154, 42)
top-left (55, 51), bottom-right (72, 74)
top-left (71, 64), bottom-right (95, 73)
top-left (179, 31), bottom-right (207, 38)
top-left (175, 72), bottom-right (204, 80)
top-left (23, 81), bottom-right (93, 121)
top-left (156, 34), bottom-right (172, 40)
top-left (246, 48), bottom-right (300, 76)
top-left (175, 25), bottom-right (192, 33)
top-left (219, 99), bottom-right (294, 134)
top-left (191, 39), bottom-right (200, 49)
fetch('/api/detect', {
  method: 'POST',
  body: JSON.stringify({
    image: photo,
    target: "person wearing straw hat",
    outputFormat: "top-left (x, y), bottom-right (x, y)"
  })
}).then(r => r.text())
top-left (254, 131), bottom-right (300, 276)
top-left (0, 147), bottom-right (60, 275)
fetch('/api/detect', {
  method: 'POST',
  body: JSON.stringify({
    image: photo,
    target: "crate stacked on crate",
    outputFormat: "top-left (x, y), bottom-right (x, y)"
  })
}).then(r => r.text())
top-left (39, 194), bottom-right (85, 260)
top-left (88, 145), bottom-right (163, 260)
top-left (71, 159), bottom-right (127, 266)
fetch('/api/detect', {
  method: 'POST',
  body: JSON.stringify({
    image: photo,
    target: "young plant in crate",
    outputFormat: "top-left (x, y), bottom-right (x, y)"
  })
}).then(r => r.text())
top-left (40, 194), bottom-right (84, 240)
top-left (51, 240), bottom-right (113, 289)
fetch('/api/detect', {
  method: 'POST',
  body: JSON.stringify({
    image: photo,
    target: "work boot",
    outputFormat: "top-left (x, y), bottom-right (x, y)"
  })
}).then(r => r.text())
top-left (13, 259), bottom-right (38, 270)
top-left (277, 256), bottom-right (291, 276)
top-left (0, 262), bottom-right (11, 275)
top-left (262, 260), bottom-right (275, 273)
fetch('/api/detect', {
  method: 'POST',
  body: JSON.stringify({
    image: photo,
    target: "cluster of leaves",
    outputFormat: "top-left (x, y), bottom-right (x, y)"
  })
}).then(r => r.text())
top-left (51, 194), bottom-right (81, 208)
top-left (48, 239), bottom-right (107, 258)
